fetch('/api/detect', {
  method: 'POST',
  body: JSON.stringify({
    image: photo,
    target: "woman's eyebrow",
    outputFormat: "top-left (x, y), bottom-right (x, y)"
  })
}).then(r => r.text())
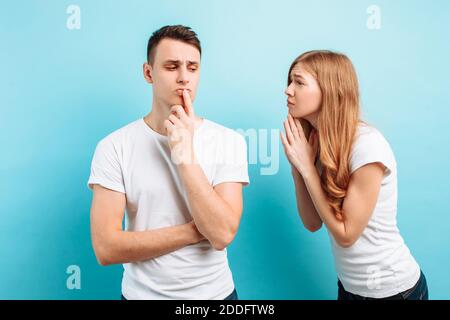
top-left (293, 73), bottom-right (306, 80)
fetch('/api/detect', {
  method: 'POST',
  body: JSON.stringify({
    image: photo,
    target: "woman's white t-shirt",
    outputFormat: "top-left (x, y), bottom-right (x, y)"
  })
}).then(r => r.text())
top-left (87, 118), bottom-right (249, 300)
top-left (329, 123), bottom-right (421, 298)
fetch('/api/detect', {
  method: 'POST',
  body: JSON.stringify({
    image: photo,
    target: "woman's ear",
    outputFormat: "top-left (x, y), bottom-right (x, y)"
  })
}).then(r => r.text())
top-left (143, 63), bottom-right (153, 84)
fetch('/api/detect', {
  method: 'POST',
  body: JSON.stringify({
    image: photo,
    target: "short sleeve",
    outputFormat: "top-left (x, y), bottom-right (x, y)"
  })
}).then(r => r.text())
top-left (87, 137), bottom-right (125, 193)
top-left (212, 132), bottom-right (250, 187)
top-left (349, 128), bottom-right (396, 177)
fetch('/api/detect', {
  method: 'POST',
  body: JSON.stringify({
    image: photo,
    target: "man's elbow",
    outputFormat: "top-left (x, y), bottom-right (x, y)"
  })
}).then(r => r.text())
top-left (93, 243), bottom-right (113, 266)
top-left (211, 241), bottom-right (227, 251)
top-left (92, 236), bottom-right (117, 266)
top-left (97, 255), bottom-right (112, 267)
top-left (210, 229), bottom-right (236, 251)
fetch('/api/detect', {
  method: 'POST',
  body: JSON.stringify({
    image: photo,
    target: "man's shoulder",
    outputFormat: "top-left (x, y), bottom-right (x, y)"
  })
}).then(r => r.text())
top-left (98, 118), bottom-right (142, 145)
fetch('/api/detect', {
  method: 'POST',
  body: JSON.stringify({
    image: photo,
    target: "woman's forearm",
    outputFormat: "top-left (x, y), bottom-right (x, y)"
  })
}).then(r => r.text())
top-left (301, 167), bottom-right (348, 243)
top-left (291, 166), bottom-right (323, 232)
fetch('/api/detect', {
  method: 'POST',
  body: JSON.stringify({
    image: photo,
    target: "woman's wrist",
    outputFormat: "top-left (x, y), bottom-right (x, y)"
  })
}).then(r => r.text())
top-left (298, 162), bottom-right (318, 181)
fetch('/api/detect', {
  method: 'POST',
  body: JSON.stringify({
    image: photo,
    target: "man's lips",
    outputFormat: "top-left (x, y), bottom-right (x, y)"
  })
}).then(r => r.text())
top-left (176, 89), bottom-right (191, 96)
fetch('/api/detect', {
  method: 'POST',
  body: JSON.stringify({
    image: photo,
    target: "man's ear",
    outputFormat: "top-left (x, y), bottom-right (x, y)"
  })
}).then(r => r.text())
top-left (143, 62), bottom-right (153, 84)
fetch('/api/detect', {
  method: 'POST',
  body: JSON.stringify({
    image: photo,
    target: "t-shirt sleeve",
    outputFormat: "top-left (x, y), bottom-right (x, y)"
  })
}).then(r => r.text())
top-left (87, 137), bottom-right (125, 193)
top-left (212, 132), bottom-right (250, 187)
top-left (349, 129), bottom-right (396, 177)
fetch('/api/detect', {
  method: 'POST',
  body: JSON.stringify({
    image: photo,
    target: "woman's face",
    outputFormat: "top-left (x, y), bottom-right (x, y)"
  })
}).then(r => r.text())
top-left (285, 63), bottom-right (322, 123)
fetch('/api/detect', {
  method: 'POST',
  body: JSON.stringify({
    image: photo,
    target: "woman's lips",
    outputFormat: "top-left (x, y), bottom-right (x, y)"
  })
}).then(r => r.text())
top-left (287, 101), bottom-right (295, 108)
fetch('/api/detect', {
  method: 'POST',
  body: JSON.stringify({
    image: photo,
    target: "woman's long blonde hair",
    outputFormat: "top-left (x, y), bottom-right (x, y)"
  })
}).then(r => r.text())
top-left (288, 50), bottom-right (361, 220)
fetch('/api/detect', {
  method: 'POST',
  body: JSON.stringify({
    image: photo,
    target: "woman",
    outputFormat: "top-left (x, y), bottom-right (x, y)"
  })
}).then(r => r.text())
top-left (280, 50), bottom-right (428, 300)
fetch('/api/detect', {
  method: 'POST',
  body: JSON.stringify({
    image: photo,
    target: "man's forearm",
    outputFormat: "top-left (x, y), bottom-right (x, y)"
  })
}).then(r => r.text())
top-left (176, 162), bottom-right (237, 250)
top-left (96, 222), bottom-right (203, 266)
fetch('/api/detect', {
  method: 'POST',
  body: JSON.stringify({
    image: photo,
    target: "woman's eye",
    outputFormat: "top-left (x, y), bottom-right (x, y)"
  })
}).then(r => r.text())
top-left (296, 81), bottom-right (304, 86)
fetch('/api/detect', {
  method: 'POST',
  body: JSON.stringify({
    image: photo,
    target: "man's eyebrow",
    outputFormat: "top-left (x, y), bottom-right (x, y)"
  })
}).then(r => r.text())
top-left (162, 60), bottom-right (199, 65)
top-left (163, 59), bottom-right (181, 64)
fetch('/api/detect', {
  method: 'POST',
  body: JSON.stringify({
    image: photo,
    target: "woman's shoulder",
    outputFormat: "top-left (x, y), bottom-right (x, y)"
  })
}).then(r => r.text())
top-left (356, 121), bottom-right (382, 137)
top-left (350, 122), bottom-right (396, 175)
top-left (354, 122), bottom-right (389, 147)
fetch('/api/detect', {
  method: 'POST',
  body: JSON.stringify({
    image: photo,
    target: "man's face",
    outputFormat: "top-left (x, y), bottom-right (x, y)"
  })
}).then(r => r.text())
top-left (144, 38), bottom-right (201, 107)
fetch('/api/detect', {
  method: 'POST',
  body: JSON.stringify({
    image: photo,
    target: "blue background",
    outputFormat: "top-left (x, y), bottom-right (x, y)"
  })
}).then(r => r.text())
top-left (1, 0), bottom-right (449, 299)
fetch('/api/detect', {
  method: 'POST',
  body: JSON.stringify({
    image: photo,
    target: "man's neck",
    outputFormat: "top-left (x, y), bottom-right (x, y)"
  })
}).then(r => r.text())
top-left (144, 100), bottom-right (172, 136)
top-left (144, 100), bottom-right (203, 136)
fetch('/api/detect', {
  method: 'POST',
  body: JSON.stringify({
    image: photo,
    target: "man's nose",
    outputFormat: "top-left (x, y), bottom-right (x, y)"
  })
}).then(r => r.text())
top-left (177, 67), bottom-right (189, 85)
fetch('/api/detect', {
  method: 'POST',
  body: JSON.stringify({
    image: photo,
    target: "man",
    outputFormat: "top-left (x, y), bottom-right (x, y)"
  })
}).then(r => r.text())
top-left (87, 25), bottom-right (249, 300)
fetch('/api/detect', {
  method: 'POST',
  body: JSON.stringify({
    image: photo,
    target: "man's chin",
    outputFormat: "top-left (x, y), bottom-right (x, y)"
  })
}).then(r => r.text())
top-left (166, 96), bottom-right (183, 106)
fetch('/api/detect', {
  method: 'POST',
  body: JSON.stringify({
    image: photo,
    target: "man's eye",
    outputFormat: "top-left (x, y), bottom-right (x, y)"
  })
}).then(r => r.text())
top-left (189, 67), bottom-right (198, 72)
top-left (166, 66), bottom-right (177, 70)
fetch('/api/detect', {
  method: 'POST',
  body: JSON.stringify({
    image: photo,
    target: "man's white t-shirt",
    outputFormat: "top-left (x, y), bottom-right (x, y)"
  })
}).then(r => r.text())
top-left (329, 123), bottom-right (420, 298)
top-left (87, 117), bottom-right (250, 300)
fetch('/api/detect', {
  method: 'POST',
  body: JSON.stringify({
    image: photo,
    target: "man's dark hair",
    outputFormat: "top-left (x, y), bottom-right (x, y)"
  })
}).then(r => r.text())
top-left (147, 25), bottom-right (201, 64)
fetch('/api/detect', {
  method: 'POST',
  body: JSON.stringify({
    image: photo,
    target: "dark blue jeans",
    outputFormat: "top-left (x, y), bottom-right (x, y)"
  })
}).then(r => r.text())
top-left (338, 270), bottom-right (429, 300)
top-left (121, 288), bottom-right (238, 300)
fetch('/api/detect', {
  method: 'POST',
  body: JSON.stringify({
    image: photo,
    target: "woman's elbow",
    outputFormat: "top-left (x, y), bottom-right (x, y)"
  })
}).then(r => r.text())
top-left (305, 222), bottom-right (323, 233)
top-left (336, 236), bottom-right (358, 248)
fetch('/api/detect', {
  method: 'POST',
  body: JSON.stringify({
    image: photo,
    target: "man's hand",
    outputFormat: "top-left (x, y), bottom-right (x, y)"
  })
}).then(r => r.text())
top-left (187, 220), bottom-right (207, 243)
top-left (164, 89), bottom-right (197, 164)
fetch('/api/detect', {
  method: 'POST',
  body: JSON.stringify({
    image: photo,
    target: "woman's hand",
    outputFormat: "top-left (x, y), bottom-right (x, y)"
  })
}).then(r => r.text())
top-left (280, 114), bottom-right (319, 176)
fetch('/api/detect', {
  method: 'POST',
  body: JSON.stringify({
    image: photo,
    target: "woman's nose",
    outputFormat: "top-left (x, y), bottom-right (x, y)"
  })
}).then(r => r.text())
top-left (285, 84), bottom-right (293, 96)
